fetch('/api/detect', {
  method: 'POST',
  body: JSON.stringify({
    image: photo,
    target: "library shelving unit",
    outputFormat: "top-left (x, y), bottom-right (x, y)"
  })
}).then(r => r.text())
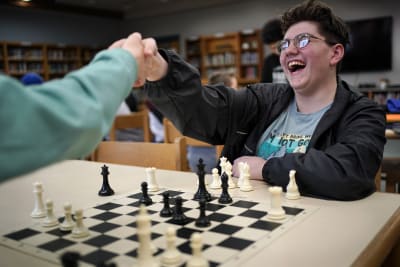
top-left (358, 86), bottom-right (400, 106)
top-left (0, 42), bottom-right (5, 74)
top-left (358, 86), bottom-right (400, 123)
top-left (238, 29), bottom-right (263, 84)
top-left (46, 44), bottom-right (81, 80)
top-left (4, 41), bottom-right (46, 79)
top-left (185, 29), bottom-right (264, 85)
top-left (1, 41), bottom-right (107, 80)
top-left (185, 36), bottom-right (202, 73)
top-left (201, 32), bottom-right (240, 82)
top-left (81, 46), bottom-right (103, 66)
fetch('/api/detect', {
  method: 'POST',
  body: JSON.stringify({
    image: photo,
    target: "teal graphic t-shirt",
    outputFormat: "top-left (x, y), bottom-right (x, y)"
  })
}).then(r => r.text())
top-left (256, 99), bottom-right (331, 160)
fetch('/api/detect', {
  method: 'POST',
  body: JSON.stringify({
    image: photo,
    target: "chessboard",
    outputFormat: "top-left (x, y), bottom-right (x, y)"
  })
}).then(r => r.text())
top-left (0, 187), bottom-right (318, 267)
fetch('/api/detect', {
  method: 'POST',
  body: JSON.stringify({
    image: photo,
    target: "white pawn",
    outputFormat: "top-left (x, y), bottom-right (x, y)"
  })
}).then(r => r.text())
top-left (161, 227), bottom-right (182, 266)
top-left (267, 186), bottom-right (286, 220)
top-left (237, 162), bottom-right (245, 187)
top-left (186, 232), bottom-right (209, 267)
top-left (286, 170), bottom-right (300, 200)
top-left (146, 167), bottom-right (159, 192)
top-left (137, 205), bottom-right (159, 267)
top-left (60, 202), bottom-right (75, 232)
top-left (224, 161), bottom-right (236, 189)
top-left (209, 168), bottom-right (221, 189)
top-left (42, 199), bottom-right (59, 227)
top-left (239, 163), bottom-right (253, 192)
top-left (31, 182), bottom-right (46, 218)
top-left (71, 209), bottom-right (90, 238)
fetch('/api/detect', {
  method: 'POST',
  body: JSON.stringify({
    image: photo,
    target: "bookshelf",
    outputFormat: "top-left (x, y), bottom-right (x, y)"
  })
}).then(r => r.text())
top-left (185, 29), bottom-right (263, 85)
top-left (1, 41), bottom-right (106, 81)
top-left (358, 87), bottom-right (400, 106)
top-left (239, 29), bottom-right (263, 84)
top-left (0, 42), bottom-right (4, 73)
top-left (46, 44), bottom-right (81, 80)
top-left (185, 37), bottom-right (202, 73)
top-left (4, 42), bottom-right (46, 78)
top-left (156, 34), bottom-right (180, 54)
top-left (81, 46), bottom-right (103, 66)
top-left (201, 32), bottom-right (239, 82)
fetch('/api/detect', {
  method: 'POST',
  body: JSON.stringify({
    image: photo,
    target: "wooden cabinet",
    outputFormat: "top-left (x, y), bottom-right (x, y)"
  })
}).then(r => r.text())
top-left (185, 29), bottom-right (263, 85)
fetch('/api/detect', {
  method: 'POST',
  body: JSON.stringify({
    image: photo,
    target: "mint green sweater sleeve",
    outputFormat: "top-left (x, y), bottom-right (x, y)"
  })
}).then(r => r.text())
top-left (0, 48), bottom-right (138, 181)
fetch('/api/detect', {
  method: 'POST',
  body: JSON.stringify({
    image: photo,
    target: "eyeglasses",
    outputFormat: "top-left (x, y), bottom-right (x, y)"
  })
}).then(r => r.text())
top-left (278, 33), bottom-right (335, 53)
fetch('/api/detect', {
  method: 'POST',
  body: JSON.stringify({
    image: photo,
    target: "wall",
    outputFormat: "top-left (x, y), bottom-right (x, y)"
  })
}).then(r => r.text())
top-left (0, 5), bottom-right (123, 46)
top-left (1, 0), bottom-right (399, 86)
top-left (123, 0), bottom-right (400, 87)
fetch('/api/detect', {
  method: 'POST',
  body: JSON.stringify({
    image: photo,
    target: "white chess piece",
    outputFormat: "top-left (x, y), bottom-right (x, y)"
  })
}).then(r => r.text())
top-left (161, 226), bottom-right (182, 266)
top-left (137, 205), bottom-right (159, 267)
top-left (237, 162), bottom-right (245, 187)
top-left (224, 161), bottom-right (236, 189)
top-left (60, 202), bottom-right (75, 231)
top-left (186, 232), bottom-right (209, 267)
top-left (146, 167), bottom-right (159, 192)
top-left (31, 182), bottom-right (46, 218)
top-left (267, 187), bottom-right (286, 220)
top-left (42, 199), bottom-right (59, 227)
top-left (286, 170), bottom-right (300, 200)
top-left (239, 163), bottom-right (253, 192)
top-left (219, 157), bottom-right (227, 173)
top-left (71, 209), bottom-right (90, 238)
top-left (209, 168), bottom-right (221, 189)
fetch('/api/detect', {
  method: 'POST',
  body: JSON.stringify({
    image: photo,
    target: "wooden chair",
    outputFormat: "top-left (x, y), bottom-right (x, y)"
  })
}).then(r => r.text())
top-left (92, 137), bottom-right (188, 171)
top-left (163, 118), bottom-right (223, 171)
top-left (109, 111), bottom-right (151, 142)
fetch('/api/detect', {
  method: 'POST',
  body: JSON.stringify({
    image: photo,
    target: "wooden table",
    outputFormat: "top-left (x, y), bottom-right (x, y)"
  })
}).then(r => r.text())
top-left (0, 160), bottom-right (399, 267)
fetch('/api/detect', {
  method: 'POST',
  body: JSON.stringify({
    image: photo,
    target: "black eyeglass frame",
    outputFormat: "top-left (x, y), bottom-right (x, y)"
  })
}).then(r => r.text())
top-left (278, 33), bottom-right (336, 53)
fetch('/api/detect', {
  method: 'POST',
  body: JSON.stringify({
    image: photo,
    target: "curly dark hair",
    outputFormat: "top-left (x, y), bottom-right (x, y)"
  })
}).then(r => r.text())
top-left (281, 0), bottom-right (349, 47)
top-left (262, 18), bottom-right (283, 44)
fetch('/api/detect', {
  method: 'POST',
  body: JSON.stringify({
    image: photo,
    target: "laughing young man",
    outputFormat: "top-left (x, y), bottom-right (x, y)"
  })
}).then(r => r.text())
top-left (142, 0), bottom-right (386, 200)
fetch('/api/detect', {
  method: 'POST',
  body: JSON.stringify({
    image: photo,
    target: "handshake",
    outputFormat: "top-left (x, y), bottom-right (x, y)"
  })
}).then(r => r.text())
top-left (108, 32), bottom-right (168, 87)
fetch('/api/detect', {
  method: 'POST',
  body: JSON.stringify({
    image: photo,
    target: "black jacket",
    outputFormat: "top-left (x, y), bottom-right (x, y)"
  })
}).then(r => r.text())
top-left (144, 49), bottom-right (386, 201)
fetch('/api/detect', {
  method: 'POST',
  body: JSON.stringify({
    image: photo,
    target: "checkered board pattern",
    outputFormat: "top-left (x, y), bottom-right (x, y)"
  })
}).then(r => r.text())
top-left (1, 189), bottom-right (318, 267)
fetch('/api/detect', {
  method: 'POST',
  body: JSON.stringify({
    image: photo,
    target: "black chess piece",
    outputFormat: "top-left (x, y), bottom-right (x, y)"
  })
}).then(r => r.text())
top-left (60, 251), bottom-right (81, 267)
top-left (195, 198), bottom-right (211, 227)
top-left (218, 172), bottom-right (233, 204)
top-left (193, 158), bottom-right (212, 202)
top-left (160, 191), bottom-right (173, 217)
top-left (172, 196), bottom-right (189, 225)
top-left (98, 165), bottom-right (114, 196)
top-left (139, 181), bottom-right (153, 206)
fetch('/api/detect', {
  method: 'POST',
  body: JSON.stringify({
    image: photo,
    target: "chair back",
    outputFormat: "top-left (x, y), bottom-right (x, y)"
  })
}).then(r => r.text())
top-left (110, 111), bottom-right (151, 142)
top-left (163, 118), bottom-right (223, 163)
top-left (92, 137), bottom-right (187, 171)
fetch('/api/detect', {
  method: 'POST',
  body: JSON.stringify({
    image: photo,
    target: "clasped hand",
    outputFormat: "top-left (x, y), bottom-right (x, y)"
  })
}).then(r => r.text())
top-left (108, 32), bottom-right (167, 87)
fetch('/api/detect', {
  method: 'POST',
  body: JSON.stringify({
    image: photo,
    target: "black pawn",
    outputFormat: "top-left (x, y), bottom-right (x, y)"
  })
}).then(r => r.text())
top-left (60, 251), bottom-right (80, 267)
top-left (195, 199), bottom-right (211, 227)
top-left (172, 196), bottom-right (189, 225)
top-left (98, 165), bottom-right (114, 196)
top-left (218, 172), bottom-right (233, 204)
top-left (139, 181), bottom-right (153, 206)
top-left (160, 192), bottom-right (173, 217)
top-left (193, 158), bottom-right (212, 202)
